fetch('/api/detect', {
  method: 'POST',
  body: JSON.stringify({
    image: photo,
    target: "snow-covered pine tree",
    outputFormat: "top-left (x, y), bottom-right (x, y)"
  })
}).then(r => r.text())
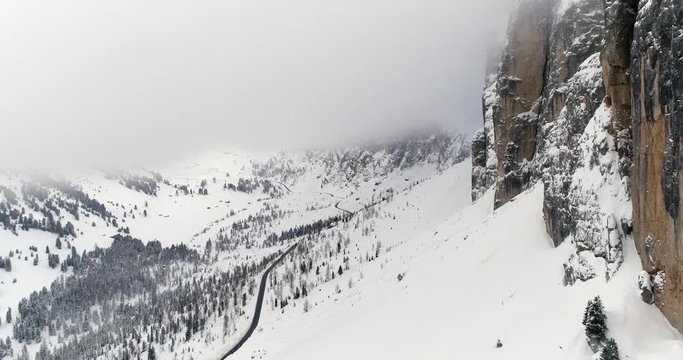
top-left (147, 346), bottom-right (156, 360)
top-left (600, 338), bottom-right (620, 360)
top-left (583, 296), bottom-right (608, 351)
top-left (18, 345), bottom-right (29, 360)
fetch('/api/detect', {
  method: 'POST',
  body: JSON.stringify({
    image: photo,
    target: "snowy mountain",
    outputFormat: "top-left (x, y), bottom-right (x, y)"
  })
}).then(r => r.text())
top-left (470, 0), bottom-right (683, 358)
top-left (0, 131), bottom-right (479, 360)
top-left (1, 0), bottom-right (683, 359)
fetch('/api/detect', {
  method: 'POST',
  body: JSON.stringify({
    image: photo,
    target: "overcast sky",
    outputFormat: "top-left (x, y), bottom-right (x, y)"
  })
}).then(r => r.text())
top-left (0, 0), bottom-right (512, 168)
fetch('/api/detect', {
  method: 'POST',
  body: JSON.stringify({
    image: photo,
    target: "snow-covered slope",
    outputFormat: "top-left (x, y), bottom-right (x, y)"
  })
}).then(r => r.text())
top-left (235, 176), bottom-right (683, 360)
top-left (1, 128), bottom-right (681, 359)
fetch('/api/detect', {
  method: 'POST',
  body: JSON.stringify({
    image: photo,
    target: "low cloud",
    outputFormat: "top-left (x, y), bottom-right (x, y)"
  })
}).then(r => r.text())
top-left (0, 0), bottom-right (513, 168)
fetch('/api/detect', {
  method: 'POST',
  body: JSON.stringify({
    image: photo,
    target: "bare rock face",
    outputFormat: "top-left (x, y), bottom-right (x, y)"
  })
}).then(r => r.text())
top-left (563, 98), bottom-right (631, 282)
top-left (471, 76), bottom-right (498, 201)
top-left (538, 0), bottom-right (606, 247)
top-left (602, 0), bottom-right (638, 177)
top-left (631, 0), bottom-right (683, 332)
top-left (491, 0), bottom-right (553, 208)
top-left (478, 0), bottom-right (683, 335)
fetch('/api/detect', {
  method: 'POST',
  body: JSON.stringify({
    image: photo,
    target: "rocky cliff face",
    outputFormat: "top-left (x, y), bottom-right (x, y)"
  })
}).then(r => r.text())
top-left (603, 0), bottom-right (638, 177)
top-left (472, 0), bottom-right (683, 332)
top-left (490, 0), bottom-right (552, 208)
top-left (473, 0), bottom-right (628, 276)
top-left (631, 0), bottom-right (683, 332)
top-left (471, 76), bottom-right (498, 201)
top-left (538, 0), bottom-right (606, 248)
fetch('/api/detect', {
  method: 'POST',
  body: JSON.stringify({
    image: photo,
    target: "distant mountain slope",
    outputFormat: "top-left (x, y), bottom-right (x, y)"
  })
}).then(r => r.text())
top-left (0, 130), bottom-right (469, 360)
top-left (253, 130), bottom-right (469, 187)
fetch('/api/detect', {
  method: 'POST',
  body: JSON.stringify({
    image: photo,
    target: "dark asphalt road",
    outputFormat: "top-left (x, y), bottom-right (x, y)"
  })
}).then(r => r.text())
top-left (268, 179), bottom-right (292, 193)
top-left (220, 183), bottom-right (352, 358)
top-left (334, 200), bottom-right (354, 216)
top-left (220, 243), bottom-right (298, 359)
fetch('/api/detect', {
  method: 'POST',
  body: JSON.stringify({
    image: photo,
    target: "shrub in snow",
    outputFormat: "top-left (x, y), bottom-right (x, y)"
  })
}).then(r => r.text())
top-left (599, 338), bottom-right (619, 360)
top-left (583, 296), bottom-right (608, 352)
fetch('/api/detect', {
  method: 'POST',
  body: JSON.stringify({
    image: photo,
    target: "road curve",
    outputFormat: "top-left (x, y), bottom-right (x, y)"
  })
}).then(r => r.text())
top-left (267, 179), bottom-right (292, 193)
top-left (220, 243), bottom-right (298, 359)
top-left (334, 200), bottom-right (354, 216)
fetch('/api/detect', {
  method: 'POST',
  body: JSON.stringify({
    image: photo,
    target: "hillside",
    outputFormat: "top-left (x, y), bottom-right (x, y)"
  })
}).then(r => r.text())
top-left (235, 171), bottom-right (683, 360)
top-left (1, 0), bottom-right (682, 358)
top-left (0, 131), bottom-right (473, 360)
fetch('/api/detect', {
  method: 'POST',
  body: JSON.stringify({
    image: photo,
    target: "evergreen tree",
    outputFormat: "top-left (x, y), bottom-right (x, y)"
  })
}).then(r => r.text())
top-left (600, 338), bottom-right (620, 360)
top-left (18, 345), bottom-right (29, 360)
top-left (147, 346), bottom-right (156, 360)
top-left (5, 308), bottom-right (11, 324)
top-left (35, 341), bottom-right (49, 360)
top-left (583, 296), bottom-right (608, 349)
top-left (184, 325), bottom-right (191, 341)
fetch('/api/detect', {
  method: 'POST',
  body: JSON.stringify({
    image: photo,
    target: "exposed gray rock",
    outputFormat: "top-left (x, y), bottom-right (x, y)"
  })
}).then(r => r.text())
top-left (483, 0), bottom-right (683, 335)
top-left (485, 0), bottom-right (628, 286)
top-left (602, 0), bottom-right (638, 177)
top-left (491, 0), bottom-right (553, 208)
top-left (638, 271), bottom-right (655, 305)
top-left (541, 51), bottom-right (606, 248)
top-left (631, 0), bottom-right (683, 332)
top-left (471, 76), bottom-right (498, 201)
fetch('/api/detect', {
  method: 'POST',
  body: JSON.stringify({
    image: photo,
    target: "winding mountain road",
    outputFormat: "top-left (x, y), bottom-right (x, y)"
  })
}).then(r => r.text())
top-left (267, 179), bottom-right (292, 193)
top-left (220, 180), bottom-right (353, 358)
top-left (334, 200), bottom-right (354, 216)
top-left (220, 243), bottom-right (298, 359)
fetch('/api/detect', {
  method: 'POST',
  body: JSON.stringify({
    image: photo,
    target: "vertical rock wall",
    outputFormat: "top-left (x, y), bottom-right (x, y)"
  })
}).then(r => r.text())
top-left (602, 0), bottom-right (638, 177)
top-left (631, 0), bottom-right (683, 332)
top-left (491, 0), bottom-right (552, 208)
top-left (471, 76), bottom-right (498, 201)
top-left (538, 0), bottom-right (606, 247)
top-left (474, 0), bottom-right (683, 332)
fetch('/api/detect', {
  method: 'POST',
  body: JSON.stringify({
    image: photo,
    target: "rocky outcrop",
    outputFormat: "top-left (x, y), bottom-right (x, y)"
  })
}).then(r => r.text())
top-left (602, 0), bottom-right (638, 177)
top-left (491, 0), bottom-right (553, 208)
top-left (472, 76), bottom-right (498, 201)
top-left (631, 0), bottom-right (683, 332)
top-left (541, 56), bottom-right (606, 248)
top-left (477, 0), bottom-right (683, 334)
top-left (538, 0), bottom-right (606, 247)
top-left (560, 100), bottom-right (631, 282)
